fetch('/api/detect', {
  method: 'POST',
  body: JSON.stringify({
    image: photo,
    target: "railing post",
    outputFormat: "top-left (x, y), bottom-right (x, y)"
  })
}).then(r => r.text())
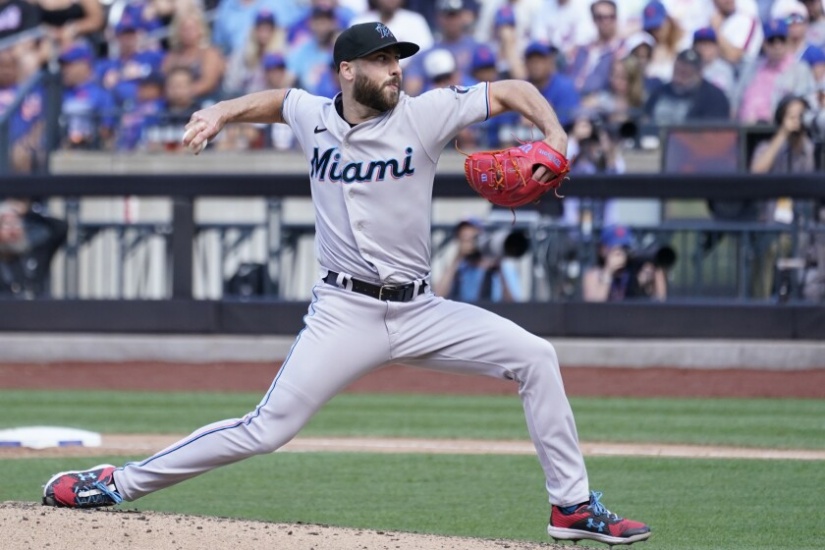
top-left (171, 196), bottom-right (195, 299)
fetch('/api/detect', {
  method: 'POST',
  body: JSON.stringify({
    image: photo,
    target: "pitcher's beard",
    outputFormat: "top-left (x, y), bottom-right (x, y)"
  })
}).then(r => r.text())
top-left (353, 73), bottom-right (400, 113)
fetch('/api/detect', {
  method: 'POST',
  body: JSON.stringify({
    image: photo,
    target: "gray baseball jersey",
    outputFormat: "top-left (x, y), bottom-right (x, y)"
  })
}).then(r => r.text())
top-left (112, 84), bottom-right (589, 509)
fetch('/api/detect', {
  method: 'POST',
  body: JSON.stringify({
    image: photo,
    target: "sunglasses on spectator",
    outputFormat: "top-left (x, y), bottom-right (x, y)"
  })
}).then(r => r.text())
top-left (786, 14), bottom-right (807, 24)
top-left (766, 36), bottom-right (787, 44)
top-left (593, 13), bottom-right (616, 21)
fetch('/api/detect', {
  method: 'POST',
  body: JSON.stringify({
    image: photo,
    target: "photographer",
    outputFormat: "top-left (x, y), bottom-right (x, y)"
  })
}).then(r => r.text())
top-left (435, 219), bottom-right (523, 303)
top-left (0, 199), bottom-right (68, 298)
top-left (582, 225), bottom-right (669, 302)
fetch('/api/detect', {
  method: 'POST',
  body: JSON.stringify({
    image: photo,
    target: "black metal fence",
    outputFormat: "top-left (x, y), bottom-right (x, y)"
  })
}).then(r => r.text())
top-left (0, 172), bottom-right (824, 338)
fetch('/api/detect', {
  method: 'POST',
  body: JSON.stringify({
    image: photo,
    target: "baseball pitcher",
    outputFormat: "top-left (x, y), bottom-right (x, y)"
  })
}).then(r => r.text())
top-left (42, 22), bottom-right (650, 547)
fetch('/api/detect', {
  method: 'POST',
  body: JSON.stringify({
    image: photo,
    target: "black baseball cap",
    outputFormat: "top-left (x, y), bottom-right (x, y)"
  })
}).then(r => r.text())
top-left (333, 22), bottom-right (419, 70)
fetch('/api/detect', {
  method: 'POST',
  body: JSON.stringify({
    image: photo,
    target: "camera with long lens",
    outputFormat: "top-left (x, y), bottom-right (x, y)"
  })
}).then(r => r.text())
top-left (588, 115), bottom-right (639, 143)
top-left (466, 228), bottom-right (531, 263)
top-left (628, 243), bottom-right (678, 270)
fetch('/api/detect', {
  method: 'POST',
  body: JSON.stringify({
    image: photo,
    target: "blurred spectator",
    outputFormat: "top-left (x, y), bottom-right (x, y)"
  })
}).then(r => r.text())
top-left (524, 41), bottom-right (580, 126)
top-left (804, 0), bottom-right (825, 48)
top-left (642, 0), bottom-right (688, 82)
top-left (59, 42), bottom-right (116, 149)
top-left (36, 0), bottom-right (104, 49)
top-left (469, 42), bottom-right (500, 84)
top-left (116, 0), bottom-right (177, 36)
top-left (262, 53), bottom-right (298, 150)
top-left (422, 48), bottom-right (461, 89)
top-left (748, 95), bottom-right (817, 298)
top-left (486, 41), bottom-right (579, 147)
top-left (223, 9), bottom-right (286, 97)
top-left (582, 224), bottom-right (668, 302)
top-left (0, 199), bottom-right (68, 298)
top-left (490, 0), bottom-right (543, 81)
top-left (709, 0), bottom-right (764, 70)
top-left (565, 0), bottom-right (624, 95)
top-left (143, 66), bottom-right (202, 152)
top-left (737, 19), bottom-right (817, 124)
top-left (645, 48), bottom-right (730, 125)
top-left (622, 30), bottom-right (663, 96)
top-left (213, 0), bottom-right (299, 56)
top-left (692, 26), bottom-right (737, 103)
top-left (403, 0), bottom-right (479, 96)
top-left (287, 0), bottom-right (355, 50)
top-left (96, 16), bottom-right (165, 108)
top-left (803, 44), bottom-right (825, 83)
top-left (162, 8), bottom-right (226, 101)
top-left (0, 0), bottom-right (41, 41)
top-left (0, 47), bottom-right (44, 173)
top-left (351, 0), bottom-right (434, 65)
top-left (286, 5), bottom-right (338, 96)
top-left (435, 219), bottom-right (523, 303)
top-left (116, 70), bottom-right (165, 150)
top-left (531, 0), bottom-right (597, 62)
top-left (773, 0), bottom-right (816, 58)
top-left (581, 54), bottom-right (647, 126)
top-left (657, 0), bottom-right (715, 40)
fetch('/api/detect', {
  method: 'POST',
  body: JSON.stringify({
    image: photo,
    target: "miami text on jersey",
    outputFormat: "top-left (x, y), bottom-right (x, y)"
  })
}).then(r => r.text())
top-left (310, 146), bottom-right (416, 183)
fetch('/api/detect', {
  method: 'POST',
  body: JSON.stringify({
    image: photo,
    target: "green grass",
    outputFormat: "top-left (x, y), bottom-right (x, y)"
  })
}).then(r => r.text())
top-left (1, 453), bottom-right (822, 549)
top-left (1, 390), bottom-right (823, 449)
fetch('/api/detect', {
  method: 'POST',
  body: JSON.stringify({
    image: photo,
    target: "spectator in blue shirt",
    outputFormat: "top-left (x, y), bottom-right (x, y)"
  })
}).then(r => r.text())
top-left (116, 70), bottom-right (165, 151)
top-left (565, 0), bottom-right (624, 95)
top-left (97, 17), bottom-right (165, 108)
top-left (0, 47), bottom-right (44, 172)
top-left (286, 5), bottom-right (339, 96)
top-left (287, 0), bottom-right (354, 50)
top-left (403, 0), bottom-right (481, 96)
top-left (435, 219), bottom-right (523, 303)
top-left (59, 42), bottom-right (116, 149)
top-left (213, 0), bottom-right (300, 56)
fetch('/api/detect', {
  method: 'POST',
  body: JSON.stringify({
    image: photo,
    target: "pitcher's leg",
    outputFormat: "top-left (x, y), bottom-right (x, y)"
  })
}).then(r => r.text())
top-left (114, 286), bottom-right (391, 501)
top-left (394, 297), bottom-right (588, 507)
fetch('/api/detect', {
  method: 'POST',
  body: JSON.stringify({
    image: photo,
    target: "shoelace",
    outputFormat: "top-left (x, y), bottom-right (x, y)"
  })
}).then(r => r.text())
top-left (588, 491), bottom-right (620, 520)
top-left (92, 480), bottom-right (124, 504)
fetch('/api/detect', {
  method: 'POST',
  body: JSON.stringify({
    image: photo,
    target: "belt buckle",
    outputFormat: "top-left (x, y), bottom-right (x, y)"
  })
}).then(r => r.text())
top-left (378, 284), bottom-right (393, 301)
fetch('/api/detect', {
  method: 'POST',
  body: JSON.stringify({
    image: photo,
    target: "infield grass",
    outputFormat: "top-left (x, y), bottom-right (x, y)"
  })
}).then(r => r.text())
top-left (1, 390), bottom-right (824, 449)
top-left (1, 453), bottom-right (822, 549)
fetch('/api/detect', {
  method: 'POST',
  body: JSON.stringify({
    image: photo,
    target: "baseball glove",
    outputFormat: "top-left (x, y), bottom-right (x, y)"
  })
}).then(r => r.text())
top-left (463, 141), bottom-right (569, 208)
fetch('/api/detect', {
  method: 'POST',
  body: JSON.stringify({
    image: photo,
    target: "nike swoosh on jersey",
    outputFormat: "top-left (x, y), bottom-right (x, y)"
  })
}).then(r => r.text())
top-left (314, 126), bottom-right (327, 134)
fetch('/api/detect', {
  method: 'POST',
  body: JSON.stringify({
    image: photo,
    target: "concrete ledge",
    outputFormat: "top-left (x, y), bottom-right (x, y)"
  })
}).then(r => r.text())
top-left (1, 334), bottom-right (823, 369)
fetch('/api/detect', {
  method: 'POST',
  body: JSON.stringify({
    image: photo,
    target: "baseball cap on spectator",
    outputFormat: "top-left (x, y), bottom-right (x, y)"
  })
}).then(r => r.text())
top-left (642, 1), bottom-right (667, 32)
top-left (262, 52), bottom-right (286, 70)
top-left (59, 43), bottom-right (94, 64)
top-left (801, 45), bottom-right (825, 66)
top-left (763, 19), bottom-right (789, 41)
top-left (693, 27), bottom-right (717, 43)
top-left (471, 44), bottom-right (497, 71)
top-left (623, 31), bottom-right (654, 55)
top-left (675, 48), bottom-right (702, 70)
top-left (771, 0), bottom-right (808, 22)
top-left (524, 41), bottom-right (558, 58)
top-left (437, 0), bottom-right (468, 12)
top-left (423, 49), bottom-right (456, 80)
top-left (600, 225), bottom-right (633, 248)
top-left (311, 4), bottom-right (336, 18)
top-left (255, 10), bottom-right (276, 26)
top-left (115, 17), bottom-right (140, 34)
top-left (138, 70), bottom-right (165, 87)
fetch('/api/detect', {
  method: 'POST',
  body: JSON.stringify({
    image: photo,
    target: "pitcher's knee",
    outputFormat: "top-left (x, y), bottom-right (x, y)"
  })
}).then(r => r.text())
top-left (512, 339), bottom-right (560, 381)
top-left (247, 409), bottom-right (310, 455)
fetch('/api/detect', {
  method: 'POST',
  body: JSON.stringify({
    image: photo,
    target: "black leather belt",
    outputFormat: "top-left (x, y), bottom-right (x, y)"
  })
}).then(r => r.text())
top-left (323, 271), bottom-right (426, 302)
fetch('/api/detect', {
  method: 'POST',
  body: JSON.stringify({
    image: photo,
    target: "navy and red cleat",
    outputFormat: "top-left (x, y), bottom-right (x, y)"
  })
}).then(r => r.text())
top-left (548, 491), bottom-right (651, 546)
top-left (42, 464), bottom-right (123, 508)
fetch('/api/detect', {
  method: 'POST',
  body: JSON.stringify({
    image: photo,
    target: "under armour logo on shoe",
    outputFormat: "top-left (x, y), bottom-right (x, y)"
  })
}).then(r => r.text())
top-left (76, 472), bottom-right (97, 481)
top-left (587, 518), bottom-right (606, 532)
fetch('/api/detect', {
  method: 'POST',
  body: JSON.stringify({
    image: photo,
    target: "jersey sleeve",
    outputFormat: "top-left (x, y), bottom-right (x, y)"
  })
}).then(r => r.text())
top-left (280, 88), bottom-right (326, 149)
top-left (408, 83), bottom-right (490, 160)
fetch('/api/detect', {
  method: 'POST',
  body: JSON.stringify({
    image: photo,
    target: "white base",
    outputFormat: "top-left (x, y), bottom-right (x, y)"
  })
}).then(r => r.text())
top-left (0, 426), bottom-right (101, 449)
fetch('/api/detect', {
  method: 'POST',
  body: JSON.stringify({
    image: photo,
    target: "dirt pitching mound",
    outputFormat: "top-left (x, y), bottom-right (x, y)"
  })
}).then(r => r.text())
top-left (1, 501), bottom-right (559, 550)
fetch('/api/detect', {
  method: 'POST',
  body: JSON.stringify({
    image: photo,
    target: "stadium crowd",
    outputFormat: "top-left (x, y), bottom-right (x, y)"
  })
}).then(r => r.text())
top-left (1, 0), bottom-right (824, 158)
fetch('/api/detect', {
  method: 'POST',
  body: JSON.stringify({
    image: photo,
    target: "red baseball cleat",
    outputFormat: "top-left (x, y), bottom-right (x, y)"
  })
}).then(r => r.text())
top-left (548, 491), bottom-right (651, 546)
top-left (42, 464), bottom-right (123, 508)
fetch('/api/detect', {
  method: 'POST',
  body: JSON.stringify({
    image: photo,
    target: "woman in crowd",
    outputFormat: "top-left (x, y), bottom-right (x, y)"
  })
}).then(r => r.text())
top-left (161, 6), bottom-right (225, 101)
